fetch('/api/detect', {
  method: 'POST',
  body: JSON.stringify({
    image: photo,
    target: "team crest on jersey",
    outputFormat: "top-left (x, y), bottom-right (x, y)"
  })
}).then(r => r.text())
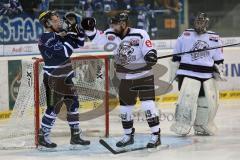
top-left (116, 41), bottom-right (136, 65)
top-left (191, 40), bottom-right (210, 61)
top-left (108, 35), bottom-right (115, 41)
top-left (130, 38), bottom-right (140, 46)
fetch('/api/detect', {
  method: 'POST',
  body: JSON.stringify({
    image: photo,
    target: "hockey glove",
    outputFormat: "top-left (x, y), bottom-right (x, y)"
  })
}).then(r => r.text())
top-left (64, 24), bottom-right (84, 40)
top-left (144, 49), bottom-right (158, 66)
top-left (81, 17), bottom-right (96, 31)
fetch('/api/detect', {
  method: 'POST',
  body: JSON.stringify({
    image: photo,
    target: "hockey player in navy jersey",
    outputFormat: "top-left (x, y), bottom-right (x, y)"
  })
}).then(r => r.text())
top-left (81, 12), bottom-right (161, 148)
top-left (169, 13), bottom-right (226, 136)
top-left (38, 11), bottom-right (90, 148)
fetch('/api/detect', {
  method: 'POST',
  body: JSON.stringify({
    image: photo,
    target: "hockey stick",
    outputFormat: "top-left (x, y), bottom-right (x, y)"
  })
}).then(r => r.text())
top-left (99, 139), bottom-right (169, 154)
top-left (99, 139), bottom-right (147, 154)
top-left (157, 42), bottom-right (240, 60)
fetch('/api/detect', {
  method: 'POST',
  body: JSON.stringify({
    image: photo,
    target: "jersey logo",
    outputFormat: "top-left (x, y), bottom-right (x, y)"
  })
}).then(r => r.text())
top-left (130, 38), bottom-right (140, 46)
top-left (116, 41), bottom-right (136, 66)
top-left (191, 40), bottom-right (210, 61)
top-left (145, 40), bottom-right (152, 47)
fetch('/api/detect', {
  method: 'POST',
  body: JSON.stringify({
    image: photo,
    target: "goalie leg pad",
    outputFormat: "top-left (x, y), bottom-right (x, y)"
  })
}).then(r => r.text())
top-left (169, 60), bottom-right (180, 82)
top-left (194, 78), bottom-right (219, 135)
top-left (170, 77), bottom-right (201, 136)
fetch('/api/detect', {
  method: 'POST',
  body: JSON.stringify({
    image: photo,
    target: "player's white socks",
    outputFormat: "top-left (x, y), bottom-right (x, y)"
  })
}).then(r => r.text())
top-left (120, 105), bottom-right (134, 134)
top-left (141, 100), bottom-right (160, 133)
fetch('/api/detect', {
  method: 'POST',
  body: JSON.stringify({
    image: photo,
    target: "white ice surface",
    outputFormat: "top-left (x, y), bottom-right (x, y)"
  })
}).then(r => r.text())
top-left (0, 102), bottom-right (240, 160)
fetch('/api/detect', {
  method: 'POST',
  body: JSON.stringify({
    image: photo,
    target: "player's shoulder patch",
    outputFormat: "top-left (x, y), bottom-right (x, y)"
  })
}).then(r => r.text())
top-left (107, 35), bottom-right (116, 41)
top-left (145, 40), bottom-right (153, 47)
top-left (181, 28), bottom-right (194, 37)
top-left (208, 31), bottom-right (220, 42)
top-left (104, 29), bottom-right (117, 41)
top-left (209, 36), bottom-right (219, 42)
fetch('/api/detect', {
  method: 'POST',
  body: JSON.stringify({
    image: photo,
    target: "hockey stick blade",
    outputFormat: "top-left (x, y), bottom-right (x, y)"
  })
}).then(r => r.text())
top-left (99, 139), bottom-right (147, 154)
top-left (157, 42), bottom-right (240, 59)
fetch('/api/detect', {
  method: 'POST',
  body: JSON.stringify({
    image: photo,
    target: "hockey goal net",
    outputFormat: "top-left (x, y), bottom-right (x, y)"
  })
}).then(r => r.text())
top-left (0, 55), bottom-right (113, 149)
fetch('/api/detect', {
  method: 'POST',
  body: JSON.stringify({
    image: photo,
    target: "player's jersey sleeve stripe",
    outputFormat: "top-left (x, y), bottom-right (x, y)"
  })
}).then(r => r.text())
top-left (64, 42), bottom-right (74, 51)
top-left (63, 45), bottom-right (70, 57)
top-left (127, 33), bottom-right (143, 39)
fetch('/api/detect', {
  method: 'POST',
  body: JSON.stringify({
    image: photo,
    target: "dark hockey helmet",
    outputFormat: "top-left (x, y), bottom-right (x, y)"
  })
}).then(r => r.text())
top-left (110, 12), bottom-right (129, 24)
top-left (39, 10), bottom-right (58, 28)
top-left (194, 12), bottom-right (209, 34)
top-left (64, 12), bottom-right (80, 25)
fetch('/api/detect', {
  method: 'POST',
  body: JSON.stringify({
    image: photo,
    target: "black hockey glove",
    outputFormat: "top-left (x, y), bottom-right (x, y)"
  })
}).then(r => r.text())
top-left (81, 17), bottom-right (96, 31)
top-left (144, 49), bottom-right (158, 66)
top-left (66, 24), bottom-right (85, 39)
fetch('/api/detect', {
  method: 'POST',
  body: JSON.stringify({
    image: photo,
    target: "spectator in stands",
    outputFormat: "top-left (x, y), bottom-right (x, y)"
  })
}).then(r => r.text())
top-left (19, 0), bottom-right (42, 16)
top-left (39, 0), bottom-right (50, 11)
top-left (129, 0), bottom-right (158, 39)
top-left (0, 0), bottom-right (23, 16)
top-left (91, 0), bottom-right (118, 30)
top-left (74, 0), bottom-right (93, 16)
top-left (159, 0), bottom-right (181, 13)
top-left (92, 0), bottom-right (117, 13)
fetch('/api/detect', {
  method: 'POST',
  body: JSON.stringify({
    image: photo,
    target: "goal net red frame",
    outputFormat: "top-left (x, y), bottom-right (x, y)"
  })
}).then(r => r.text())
top-left (33, 55), bottom-right (110, 147)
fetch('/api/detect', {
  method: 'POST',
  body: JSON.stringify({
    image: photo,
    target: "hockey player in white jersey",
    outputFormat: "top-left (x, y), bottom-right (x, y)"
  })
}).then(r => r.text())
top-left (81, 12), bottom-right (161, 148)
top-left (169, 12), bottom-right (226, 136)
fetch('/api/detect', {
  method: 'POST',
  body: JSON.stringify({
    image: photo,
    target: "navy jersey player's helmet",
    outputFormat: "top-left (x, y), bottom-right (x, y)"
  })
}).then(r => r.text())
top-left (39, 10), bottom-right (58, 28)
top-left (194, 12), bottom-right (209, 34)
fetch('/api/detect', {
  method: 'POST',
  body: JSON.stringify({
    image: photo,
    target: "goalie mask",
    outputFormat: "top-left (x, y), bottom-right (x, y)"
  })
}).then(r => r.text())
top-left (194, 12), bottom-right (209, 34)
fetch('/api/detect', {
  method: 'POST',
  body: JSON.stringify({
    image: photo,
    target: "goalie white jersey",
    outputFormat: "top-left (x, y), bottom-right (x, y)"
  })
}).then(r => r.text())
top-left (86, 28), bottom-right (155, 80)
top-left (173, 29), bottom-right (224, 79)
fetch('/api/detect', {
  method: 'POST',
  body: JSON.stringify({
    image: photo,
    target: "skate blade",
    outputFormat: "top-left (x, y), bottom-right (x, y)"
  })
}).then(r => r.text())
top-left (147, 144), bottom-right (169, 152)
top-left (69, 144), bottom-right (90, 150)
top-left (38, 146), bottom-right (57, 152)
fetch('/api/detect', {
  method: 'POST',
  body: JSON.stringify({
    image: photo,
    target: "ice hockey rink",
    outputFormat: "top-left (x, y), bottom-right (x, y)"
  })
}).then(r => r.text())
top-left (0, 100), bottom-right (239, 160)
top-left (1, 1), bottom-right (240, 159)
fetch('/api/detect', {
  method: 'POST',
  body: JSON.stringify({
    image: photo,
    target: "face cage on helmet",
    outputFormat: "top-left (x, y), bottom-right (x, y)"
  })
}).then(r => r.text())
top-left (194, 18), bottom-right (209, 34)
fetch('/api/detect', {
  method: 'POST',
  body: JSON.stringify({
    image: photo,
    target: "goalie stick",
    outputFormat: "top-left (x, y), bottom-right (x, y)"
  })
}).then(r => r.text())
top-left (157, 42), bottom-right (240, 60)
